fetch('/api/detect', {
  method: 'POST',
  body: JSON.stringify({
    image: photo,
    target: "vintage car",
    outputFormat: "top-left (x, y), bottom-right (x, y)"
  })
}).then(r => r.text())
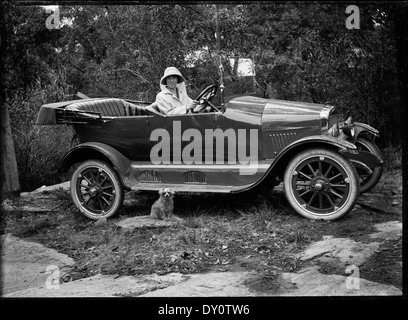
top-left (36, 85), bottom-right (383, 221)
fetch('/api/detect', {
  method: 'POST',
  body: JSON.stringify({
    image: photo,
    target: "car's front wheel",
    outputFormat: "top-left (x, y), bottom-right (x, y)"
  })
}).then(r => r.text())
top-left (283, 148), bottom-right (359, 221)
top-left (70, 160), bottom-right (124, 220)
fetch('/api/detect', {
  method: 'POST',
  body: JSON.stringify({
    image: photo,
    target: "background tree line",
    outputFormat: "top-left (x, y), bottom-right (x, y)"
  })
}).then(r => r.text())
top-left (1, 2), bottom-right (406, 192)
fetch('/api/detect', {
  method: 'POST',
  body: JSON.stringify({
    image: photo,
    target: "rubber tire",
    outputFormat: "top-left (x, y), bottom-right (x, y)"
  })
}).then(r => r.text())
top-left (283, 148), bottom-right (360, 221)
top-left (70, 160), bottom-right (124, 220)
top-left (354, 137), bottom-right (383, 194)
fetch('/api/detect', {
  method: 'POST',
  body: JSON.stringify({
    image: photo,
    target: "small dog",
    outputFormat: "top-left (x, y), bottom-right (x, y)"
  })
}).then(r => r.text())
top-left (150, 188), bottom-right (175, 221)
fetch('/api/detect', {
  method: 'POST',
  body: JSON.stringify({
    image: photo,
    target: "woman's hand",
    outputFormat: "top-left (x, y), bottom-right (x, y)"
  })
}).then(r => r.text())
top-left (186, 100), bottom-right (199, 112)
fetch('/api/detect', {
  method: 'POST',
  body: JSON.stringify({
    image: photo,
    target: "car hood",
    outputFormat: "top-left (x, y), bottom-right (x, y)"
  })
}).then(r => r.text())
top-left (262, 99), bottom-right (323, 131)
top-left (226, 96), bottom-right (324, 130)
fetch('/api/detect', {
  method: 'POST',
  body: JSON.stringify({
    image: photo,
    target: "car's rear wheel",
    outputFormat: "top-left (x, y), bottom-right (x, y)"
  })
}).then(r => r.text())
top-left (353, 137), bottom-right (383, 194)
top-left (70, 160), bottom-right (124, 220)
top-left (283, 148), bottom-right (359, 221)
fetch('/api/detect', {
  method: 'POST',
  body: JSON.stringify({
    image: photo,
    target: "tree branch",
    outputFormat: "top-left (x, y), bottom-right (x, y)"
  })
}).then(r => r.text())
top-left (115, 68), bottom-right (151, 84)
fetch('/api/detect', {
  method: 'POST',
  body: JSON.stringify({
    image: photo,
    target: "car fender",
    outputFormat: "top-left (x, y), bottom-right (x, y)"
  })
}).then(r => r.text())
top-left (59, 142), bottom-right (132, 188)
top-left (271, 134), bottom-right (358, 170)
top-left (353, 121), bottom-right (380, 141)
top-left (341, 150), bottom-right (383, 174)
top-left (345, 122), bottom-right (382, 170)
top-left (235, 135), bottom-right (358, 193)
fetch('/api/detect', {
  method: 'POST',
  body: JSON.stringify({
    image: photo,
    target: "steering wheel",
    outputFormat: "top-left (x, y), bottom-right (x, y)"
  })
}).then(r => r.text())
top-left (192, 85), bottom-right (219, 113)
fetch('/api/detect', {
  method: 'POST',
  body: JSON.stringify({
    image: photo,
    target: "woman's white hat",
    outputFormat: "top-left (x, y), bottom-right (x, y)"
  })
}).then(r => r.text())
top-left (160, 67), bottom-right (185, 85)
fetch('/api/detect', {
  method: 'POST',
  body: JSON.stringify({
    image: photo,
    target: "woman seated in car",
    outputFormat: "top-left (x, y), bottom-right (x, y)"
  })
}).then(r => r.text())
top-left (155, 67), bottom-right (201, 115)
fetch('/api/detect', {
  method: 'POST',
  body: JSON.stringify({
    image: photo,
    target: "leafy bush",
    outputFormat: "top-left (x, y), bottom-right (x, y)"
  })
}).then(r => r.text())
top-left (382, 145), bottom-right (402, 171)
top-left (7, 74), bottom-right (74, 192)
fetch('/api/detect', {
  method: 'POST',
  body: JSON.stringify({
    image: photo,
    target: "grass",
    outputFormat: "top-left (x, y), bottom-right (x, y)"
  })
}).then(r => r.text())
top-left (2, 165), bottom-right (402, 284)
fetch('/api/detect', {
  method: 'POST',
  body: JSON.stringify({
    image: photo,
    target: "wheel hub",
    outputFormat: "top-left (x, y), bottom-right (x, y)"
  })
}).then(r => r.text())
top-left (314, 181), bottom-right (323, 191)
top-left (89, 186), bottom-right (99, 197)
top-left (310, 177), bottom-right (330, 192)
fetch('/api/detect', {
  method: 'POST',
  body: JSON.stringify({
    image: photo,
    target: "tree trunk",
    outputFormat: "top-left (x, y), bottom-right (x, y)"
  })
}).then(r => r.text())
top-left (1, 3), bottom-right (20, 201)
top-left (0, 105), bottom-right (21, 200)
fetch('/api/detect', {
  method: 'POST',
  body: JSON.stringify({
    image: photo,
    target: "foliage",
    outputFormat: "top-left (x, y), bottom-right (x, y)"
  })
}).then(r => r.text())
top-left (243, 3), bottom-right (400, 136)
top-left (3, 5), bottom-right (63, 91)
top-left (7, 77), bottom-right (73, 191)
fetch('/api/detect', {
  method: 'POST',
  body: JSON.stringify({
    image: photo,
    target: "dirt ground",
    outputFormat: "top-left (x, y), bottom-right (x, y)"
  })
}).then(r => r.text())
top-left (1, 168), bottom-right (403, 295)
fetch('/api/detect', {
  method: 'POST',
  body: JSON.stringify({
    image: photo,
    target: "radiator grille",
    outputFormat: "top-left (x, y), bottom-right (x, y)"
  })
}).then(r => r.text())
top-left (269, 132), bottom-right (297, 152)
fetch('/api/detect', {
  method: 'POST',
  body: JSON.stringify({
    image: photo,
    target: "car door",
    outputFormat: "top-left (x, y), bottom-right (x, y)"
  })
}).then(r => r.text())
top-left (163, 112), bottom-right (218, 165)
top-left (73, 116), bottom-right (153, 161)
top-left (214, 102), bottom-right (263, 165)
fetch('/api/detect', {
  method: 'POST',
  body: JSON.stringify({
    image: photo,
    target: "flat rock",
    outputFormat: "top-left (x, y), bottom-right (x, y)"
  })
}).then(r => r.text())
top-left (5, 272), bottom-right (187, 298)
top-left (300, 236), bottom-right (380, 267)
top-left (7, 272), bottom-right (256, 298)
top-left (1, 205), bottom-right (55, 212)
top-left (300, 220), bottom-right (402, 268)
top-left (1, 234), bottom-right (75, 296)
top-left (6, 267), bottom-right (401, 298)
top-left (369, 221), bottom-right (402, 240)
top-left (141, 271), bottom-right (256, 297)
top-left (20, 181), bottom-right (70, 196)
top-left (133, 267), bottom-right (402, 297)
top-left (277, 266), bottom-right (401, 296)
top-left (115, 215), bottom-right (180, 229)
